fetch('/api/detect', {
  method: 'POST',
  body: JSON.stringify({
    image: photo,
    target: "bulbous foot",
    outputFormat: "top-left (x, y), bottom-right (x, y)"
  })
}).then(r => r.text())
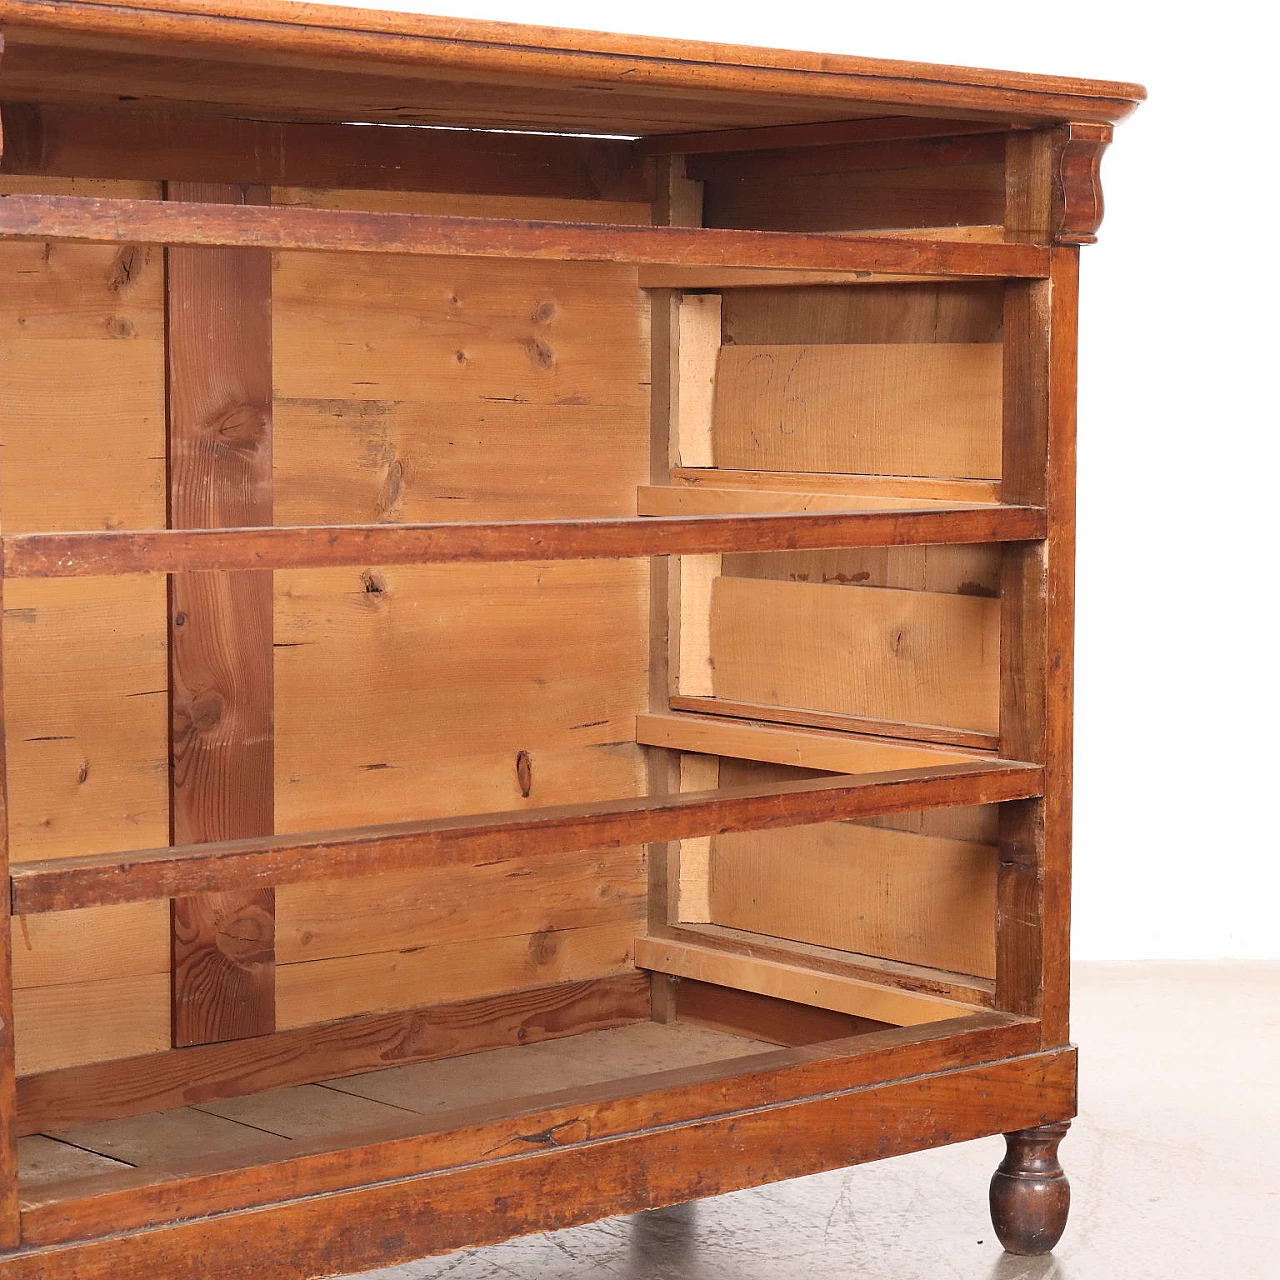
top-left (989, 1121), bottom-right (1071, 1256)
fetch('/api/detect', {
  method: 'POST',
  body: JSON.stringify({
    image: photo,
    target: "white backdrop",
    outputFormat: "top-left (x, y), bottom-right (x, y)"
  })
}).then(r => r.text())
top-left (312, 0), bottom-right (1279, 959)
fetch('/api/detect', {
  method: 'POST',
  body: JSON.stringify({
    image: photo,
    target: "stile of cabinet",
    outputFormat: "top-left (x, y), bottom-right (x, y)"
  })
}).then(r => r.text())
top-left (0, 2), bottom-right (1142, 1275)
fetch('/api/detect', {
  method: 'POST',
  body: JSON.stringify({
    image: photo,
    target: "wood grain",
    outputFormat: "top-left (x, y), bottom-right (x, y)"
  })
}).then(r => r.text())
top-left (672, 978), bottom-right (893, 1044)
top-left (712, 343), bottom-right (1002, 478)
top-left (0, 576), bottom-right (19, 1246)
top-left (2, 506), bottom-right (1047, 577)
top-left (633, 935), bottom-right (980, 1024)
top-left (166, 181), bottom-right (275, 1047)
top-left (709, 577), bottom-right (1002, 734)
top-left (707, 822), bottom-right (997, 976)
top-left (0, 194), bottom-right (1052, 277)
top-left (15, 974), bottom-right (650, 1136)
top-left (15, 1017), bottom-right (1056, 1254)
top-left (10, 757), bottom-right (1043, 914)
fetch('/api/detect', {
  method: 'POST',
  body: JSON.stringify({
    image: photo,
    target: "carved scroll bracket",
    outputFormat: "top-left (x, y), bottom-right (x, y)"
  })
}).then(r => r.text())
top-left (1054, 122), bottom-right (1113, 245)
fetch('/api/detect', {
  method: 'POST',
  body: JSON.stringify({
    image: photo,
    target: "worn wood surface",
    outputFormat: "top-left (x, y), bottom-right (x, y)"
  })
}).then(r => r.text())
top-left (0, 195), bottom-right (1052, 276)
top-left (0, 103), bottom-right (653, 201)
top-left (15, 975), bottom-right (650, 1137)
top-left (11, 756), bottom-right (1041, 914)
top-left (989, 1120), bottom-right (1072, 1254)
top-left (166, 180), bottom-right (275, 1047)
top-left (16, 1017), bottom-right (1055, 1254)
top-left (668, 695), bottom-right (999, 752)
top-left (0, 576), bottom-right (20, 1247)
top-left (672, 979), bottom-right (894, 1044)
top-left (2, 506), bottom-right (1047, 577)
top-left (634, 935), bottom-right (979, 1024)
top-left (649, 921), bottom-right (993, 1007)
top-left (0, 0), bottom-right (1144, 133)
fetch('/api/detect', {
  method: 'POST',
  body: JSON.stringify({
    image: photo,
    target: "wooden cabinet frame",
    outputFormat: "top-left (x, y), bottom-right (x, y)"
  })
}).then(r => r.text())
top-left (0, 2), bottom-right (1140, 1273)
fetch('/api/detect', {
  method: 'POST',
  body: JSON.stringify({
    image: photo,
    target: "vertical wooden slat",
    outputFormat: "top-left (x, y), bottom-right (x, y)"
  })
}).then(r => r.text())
top-left (0, 574), bottom-right (21, 1246)
top-left (997, 132), bottom-right (1078, 1048)
top-left (166, 181), bottom-right (276, 1047)
top-left (647, 156), bottom-right (704, 1022)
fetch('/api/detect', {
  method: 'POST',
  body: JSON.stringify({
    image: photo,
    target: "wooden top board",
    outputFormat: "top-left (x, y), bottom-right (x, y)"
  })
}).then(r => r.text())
top-left (0, 0), bottom-right (1145, 134)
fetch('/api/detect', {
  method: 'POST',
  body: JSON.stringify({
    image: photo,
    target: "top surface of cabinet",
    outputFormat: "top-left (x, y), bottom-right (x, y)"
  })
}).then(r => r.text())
top-left (0, 0), bottom-right (1145, 133)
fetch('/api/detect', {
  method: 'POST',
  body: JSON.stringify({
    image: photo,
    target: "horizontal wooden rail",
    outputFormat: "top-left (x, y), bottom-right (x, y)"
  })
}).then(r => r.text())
top-left (0, 194), bottom-right (1051, 278)
top-left (11, 760), bottom-right (1043, 914)
top-left (633, 935), bottom-right (979, 1025)
top-left (2, 507), bottom-right (1047, 577)
top-left (18, 1015), bottom-right (1048, 1251)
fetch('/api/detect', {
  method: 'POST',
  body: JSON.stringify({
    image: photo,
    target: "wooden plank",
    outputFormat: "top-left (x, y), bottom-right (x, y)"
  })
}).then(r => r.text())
top-left (674, 554), bottom-right (720, 697)
top-left (14, 1015), bottom-right (1053, 1252)
top-left (166, 181), bottom-right (275, 1048)
top-left (712, 343), bottom-right (1003, 478)
top-left (278, 845), bottom-right (645, 965)
top-left (10, 758), bottom-right (1043, 915)
top-left (671, 754), bottom-right (719, 924)
top-left (710, 577), bottom-right (1001, 734)
top-left (703, 163), bottom-right (1006, 234)
top-left (634, 936), bottom-right (978, 1024)
top-left (637, 710), bottom-right (982, 770)
top-left (673, 979), bottom-right (893, 1044)
top-left (675, 294), bottom-right (721, 467)
top-left (2, 506), bottom-right (1048, 578)
top-left (637, 117), bottom-right (1019, 156)
top-left (277, 920), bottom-right (638, 1030)
top-left (0, 575), bottom-right (20, 1247)
top-left (638, 485), bottom-right (966, 514)
top-left (668, 695), bottom-right (1000, 753)
top-left (13, 974), bottom-right (171, 1076)
top-left (17, 1136), bottom-right (129, 1190)
top-left (0, 0), bottom-right (1146, 119)
top-left (670, 467), bottom-right (1002, 503)
top-left (14, 975), bottom-right (650, 1137)
top-left (0, 195), bottom-right (1052, 277)
top-left (997, 243), bottom-right (1080, 1049)
top-left (687, 131), bottom-right (1008, 182)
top-left (2, 104), bottom-right (654, 202)
top-left (11, 904), bottom-right (169, 990)
top-left (708, 823), bottom-right (997, 977)
top-left (655, 920), bottom-right (993, 1007)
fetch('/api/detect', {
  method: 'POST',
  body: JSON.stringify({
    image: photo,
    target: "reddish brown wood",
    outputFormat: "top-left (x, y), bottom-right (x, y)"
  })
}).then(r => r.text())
top-left (1053, 122), bottom-right (1112, 244)
top-left (674, 978), bottom-right (894, 1044)
top-left (636, 115), bottom-right (1021, 156)
top-left (686, 130), bottom-right (1007, 182)
top-left (668, 695), bottom-right (1000, 753)
top-left (990, 1121), bottom-right (1071, 1255)
top-left (10, 760), bottom-right (1044, 914)
top-left (14, 974), bottom-right (651, 1137)
top-left (0, 0), bottom-right (1147, 130)
top-left (0, 102), bottom-right (653, 200)
top-left (9, 1046), bottom-right (1073, 1270)
top-left (167, 181), bottom-right (275, 1047)
top-left (1, 505), bottom-right (1049, 578)
top-left (0, 194), bottom-right (1052, 276)
top-left (997, 133), bottom-right (1079, 1047)
top-left (0, 576), bottom-right (20, 1250)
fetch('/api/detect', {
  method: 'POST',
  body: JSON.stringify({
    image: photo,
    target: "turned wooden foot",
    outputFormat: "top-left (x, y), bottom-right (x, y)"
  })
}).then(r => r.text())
top-left (989, 1121), bottom-right (1071, 1256)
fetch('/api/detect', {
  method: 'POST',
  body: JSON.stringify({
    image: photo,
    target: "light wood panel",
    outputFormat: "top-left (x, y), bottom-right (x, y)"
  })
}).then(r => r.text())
top-left (709, 578), bottom-right (1001, 734)
top-left (277, 921), bottom-right (639, 1029)
top-left (13, 974), bottom-right (170, 1076)
top-left (632, 936), bottom-right (976, 1025)
top-left (713, 343), bottom-right (1002, 478)
top-left (273, 562), bottom-right (648, 833)
top-left (269, 186), bottom-right (652, 1032)
top-left (277, 846), bottom-right (645, 964)
top-left (0, 175), bottom-right (170, 1076)
top-left (708, 824), bottom-right (997, 977)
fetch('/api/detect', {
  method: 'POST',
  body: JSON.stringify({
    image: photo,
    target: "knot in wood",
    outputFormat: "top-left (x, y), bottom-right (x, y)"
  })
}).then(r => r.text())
top-left (527, 929), bottom-right (559, 964)
top-left (216, 903), bottom-right (275, 968)
top-left (205, 402), bottom-right (268, 453)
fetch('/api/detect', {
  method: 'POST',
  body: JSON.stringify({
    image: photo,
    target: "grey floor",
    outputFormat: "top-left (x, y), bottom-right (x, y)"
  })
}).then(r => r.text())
top-left (347, 963), bottom-right (1280, 1280)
